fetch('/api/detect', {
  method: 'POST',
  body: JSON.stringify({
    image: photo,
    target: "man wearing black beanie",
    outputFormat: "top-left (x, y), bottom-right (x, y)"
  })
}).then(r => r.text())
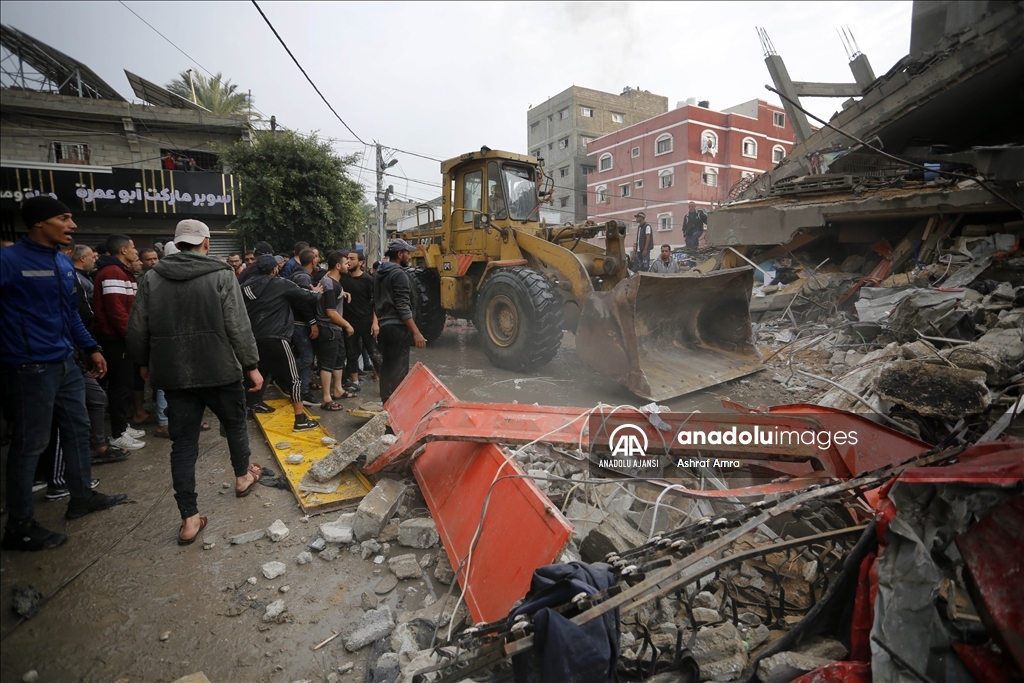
top-left (0, 196), bottom-right (127, 550)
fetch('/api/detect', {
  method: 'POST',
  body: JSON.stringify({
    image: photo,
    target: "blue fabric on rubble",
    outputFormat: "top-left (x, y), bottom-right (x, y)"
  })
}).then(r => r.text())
top-left (511, 561), bottom-right (620, 683)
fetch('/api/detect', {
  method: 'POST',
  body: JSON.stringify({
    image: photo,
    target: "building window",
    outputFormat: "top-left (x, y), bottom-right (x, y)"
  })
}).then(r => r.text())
top-left (635, 179), bottom-right (643, 188)
top-left (599, 154), bottom-right (612, 171)
top-left (772, 145), bottom-right (786, 164)
top-left (530, 122), bottom-right (539, 133)
top-left (773, 111), bottom-right (786, 127)
top-left (631, 147), bottom-right (640, 158)
top-left (597, 185), bottom-right (609, 203)
top-left (581, 165), bottom-right (595, 176)
top-left (659, 169), bottom-right (673, 188)
top-left (741, 137), bottom-right (757, 159)
top-left (620, 183), bottom-right (630, 198)
top-left (580, 193), bottom-right (587, 207)
top-left (548, 142), bottom-right (554, 150)
top-left (580, 136), bottom-right (595, 150)
top-left (611, 112), bottom-right (624, 123)
top-left (657, 213), bottom-right (673, 231)
top-left (52, 141), bottom-right (90, 165)
top-left (702, 167), bottom-right (718, 186)
top-left (559, 196), bottom-right (569, 207)
top-left (655, 134), bottom-right (673, 155)
top-left (531, 149), bottom-right (541, 158)
top-left (559, 108), bottom-right (569, 120)
top-left (580, 106), bottom-right (594, 118)
top-left (700, 130), bottom-right (718, 156)
top-left (559, 166), bottom-right (569, 178)
top-left (558, 137), bottom-right (569, 150)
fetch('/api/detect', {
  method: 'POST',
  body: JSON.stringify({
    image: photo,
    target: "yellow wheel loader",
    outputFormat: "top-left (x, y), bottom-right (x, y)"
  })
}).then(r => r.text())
top-left (400, 148), bottom-right (762, 400)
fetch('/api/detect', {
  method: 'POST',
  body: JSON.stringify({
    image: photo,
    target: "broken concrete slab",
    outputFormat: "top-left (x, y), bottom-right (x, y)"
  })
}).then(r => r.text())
top-left (579, 512), bottom-right (648, 563)
top-left (388, 553), bottom-right (423, 580)
top-left (309, 411), bottom-right (389, 482)
top-left (361, 591), bottom-right (377, 611)
top-left (363, 433), bottom-right (399, 466)
top-left (757, 651), bottom-right (835, 683)
top-left (817, 342), bottom-right (901, 413)
top-left (262, 599), bottom-right (286, 623)
top-left (873, 361), bottom-right (990, 419)
top-left (398, 518), bottom-right (439, 549)
top-left (692, 607), bottom-right (721, 624)
top-left (433, 551), bottom-right (455, 585)
top-left (374, 574), bottom-right (398, 595)
top-left (945, 328), bottom-right (1024, 386)
top-left (690, 622), bottom-right (747, 681)
top-left (344, 605), bottom-right (396, 652)
top-left (261, 561), bottom-right (286, 580)
top-left (352, 478), bottom-right (407, 541)
top-left (565, 500), bottom-right (607, 543)
top-left (266, 519), bottom-right (289, 542)
top-left (320, 513), bottom-right (355, 544)
top-left (228, 529), bottom-right (265, 545)
top-left (797, 636), bottom-right (848, 661)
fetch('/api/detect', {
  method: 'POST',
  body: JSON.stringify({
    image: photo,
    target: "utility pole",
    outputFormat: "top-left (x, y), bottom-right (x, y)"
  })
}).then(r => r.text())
top-left (376, 143), bottom-right (397, 262)
top-left (186, 68), bottom-right (198, 105)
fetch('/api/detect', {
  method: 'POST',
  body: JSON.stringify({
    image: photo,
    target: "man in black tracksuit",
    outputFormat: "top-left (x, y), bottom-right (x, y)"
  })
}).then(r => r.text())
top-left (372, 239), bottom-right (426, 403)
top-left (241, 254), bottom-right (320, 431)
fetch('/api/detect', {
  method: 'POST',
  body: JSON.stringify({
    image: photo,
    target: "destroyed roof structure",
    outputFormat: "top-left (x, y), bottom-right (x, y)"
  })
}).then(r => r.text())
top-left (708, 1), bottom-right (1024, 249)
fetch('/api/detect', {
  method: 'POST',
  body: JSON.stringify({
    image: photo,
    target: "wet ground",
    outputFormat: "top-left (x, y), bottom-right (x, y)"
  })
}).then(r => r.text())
top-left (0, 322), bottom-right (784, 683)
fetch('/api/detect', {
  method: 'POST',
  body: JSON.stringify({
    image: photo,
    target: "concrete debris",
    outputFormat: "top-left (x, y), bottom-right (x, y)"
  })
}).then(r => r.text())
top-left (308, 537), bottom-right (326, 552)
top-left (796, 636), bottom-right (848, 661)
top-left (261, 561), bottom-right (286, 580)
top-left (945, 328), bottom-right (1024, 386)
top-left (320, 513), bottom-right (355, 544)
top-left (262, 599), bottom-right (286, 623)
top-left (397, 518), bottom-right (439, 549)
top-left (579, 512), bottom-right (648, 563)
top-left (318, 546), bottom-right (340, 562)
top-left (344, 605), bottom-right (396, 652)
top-left (353, 479), bottom-right (407, 541)
top-left (266, 519), bottom-right (290, 542)
top-left (433, 551), bottom-right (455, 585)
top-left (308, 411), bottom-right (389, 481)
top-left (361, 591), bottom-right (377, 611)
top-left (229, 529), bottom-right (265, 545)
top-left (388, 553), bottom-right (423, 580)
top-left (295, 551), bottom-right (312, 565)
top-left (691, 607), bottom-right (721, 624)
top-left (873, 361), bottom-right (990, 419)
top-left (693, 590), bottom-right (719, 610)
top-left (757, 651), bottom-right (836, 683)
top-left (418, 553), bottom-right (434, 568)
top-left (374, 574), bottom-right (398, 595)
top-left (690, 622), bottom-right (747, 681)
top-left (373, 652), bottom-right (400, 682)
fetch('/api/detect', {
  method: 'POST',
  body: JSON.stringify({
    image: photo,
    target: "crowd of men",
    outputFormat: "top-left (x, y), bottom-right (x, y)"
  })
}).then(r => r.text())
top-left (1, 195), bottom-right (425, 550)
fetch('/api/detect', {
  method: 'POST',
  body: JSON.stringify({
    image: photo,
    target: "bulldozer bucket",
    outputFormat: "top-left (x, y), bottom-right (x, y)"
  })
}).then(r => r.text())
top-left (576, 267), bottom-right (762, 401)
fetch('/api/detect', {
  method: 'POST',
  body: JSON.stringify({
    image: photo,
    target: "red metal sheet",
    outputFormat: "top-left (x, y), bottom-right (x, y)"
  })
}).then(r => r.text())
top-left (955, 495), bottom-right (1024, 672)
top-left (412, 441), bottom-right (572, 624)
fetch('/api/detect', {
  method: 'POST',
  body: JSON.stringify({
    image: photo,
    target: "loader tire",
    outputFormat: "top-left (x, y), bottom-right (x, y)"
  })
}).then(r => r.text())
top-left (476, 266), bottom-right (563, 371)
top-left (409, 267), bottom-right (445, 344)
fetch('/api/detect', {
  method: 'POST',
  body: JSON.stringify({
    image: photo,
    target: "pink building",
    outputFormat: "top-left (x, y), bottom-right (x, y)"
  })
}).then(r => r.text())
top-left (585, 99), bottom-right (796, 246)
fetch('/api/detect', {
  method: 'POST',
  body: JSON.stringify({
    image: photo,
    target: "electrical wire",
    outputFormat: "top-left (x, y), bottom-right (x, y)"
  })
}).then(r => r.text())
top-left (250, 0), bottom-right (367, 145)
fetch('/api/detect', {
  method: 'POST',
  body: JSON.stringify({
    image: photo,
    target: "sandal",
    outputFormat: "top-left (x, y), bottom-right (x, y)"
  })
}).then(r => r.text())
top-left (320, 401), bottom-right (345, 411)
top-left (332, 391), bottom-right (358, 400)
top-left (178, 516), bottom-right (208, 546)
top-left (235, 464), bottom-right (263, 497)
top-left (309, 380), bottom-right (322, 390)
top-left (91, 447), bottom-right (130, 465)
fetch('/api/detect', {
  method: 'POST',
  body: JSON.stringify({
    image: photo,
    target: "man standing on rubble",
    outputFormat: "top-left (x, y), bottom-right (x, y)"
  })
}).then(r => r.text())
top-left (682, 201), bottom-right (708, 251)
top-left (373, 238), bottom-right (426, 403)
top-left (634, 212), bottom-right (653, 271)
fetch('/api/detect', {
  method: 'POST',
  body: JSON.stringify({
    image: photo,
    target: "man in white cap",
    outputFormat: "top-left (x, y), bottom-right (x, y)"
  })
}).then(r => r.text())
top-left (372, 238), bottom-right (426, 403)
top-left (634, 211), bottom-right (653, 271)
top-left (127, 219), bottom-right (264, 545)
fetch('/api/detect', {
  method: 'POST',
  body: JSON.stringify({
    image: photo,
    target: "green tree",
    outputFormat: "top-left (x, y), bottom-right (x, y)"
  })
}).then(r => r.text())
top-left (220, 130), bottom-right (364, 251)
top-left (166, 71), bottom-right (249, 116)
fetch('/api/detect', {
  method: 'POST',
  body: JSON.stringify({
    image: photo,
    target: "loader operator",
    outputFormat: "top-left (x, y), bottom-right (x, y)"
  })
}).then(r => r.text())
top-left (634, 212), bottom-right (653, 271)
top-left (373, 238), bottom-right (426, 403)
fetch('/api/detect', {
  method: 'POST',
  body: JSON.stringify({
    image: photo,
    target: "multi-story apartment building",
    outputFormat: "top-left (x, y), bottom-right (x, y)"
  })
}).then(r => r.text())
top-left (585, 98), bottom-right (796, 247)
top-left (527, 86), bottom-right (668, 224)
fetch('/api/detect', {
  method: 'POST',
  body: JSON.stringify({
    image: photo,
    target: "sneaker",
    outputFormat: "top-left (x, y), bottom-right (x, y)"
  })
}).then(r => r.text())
top-left (46, 478), bottom-right (100, 500)
top-left (110, 434), bottom-right (146, 451)
top-left (65, 491), bottom-right (128, 520)
top-left (92, 447), bottom-right (130, 465)
top-left (250, 402), bottom-right (275, 414)
top-left (123, 426), bottom-right (145, 439)
top-left (343, 382), bottom-right (361, 394)
top-left (32, 480), bottom-right (47, 493)
top-left (301, 394), bottom-right (318, 406)
top-left (293, 416), bottom-right (319, 432)
top-left (1, 519), bottom-right (68, 551)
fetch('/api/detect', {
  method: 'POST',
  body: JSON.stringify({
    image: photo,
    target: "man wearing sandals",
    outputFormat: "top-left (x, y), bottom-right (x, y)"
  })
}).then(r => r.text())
top-left (316, 251), bottom-right (356, 411)
top-left (127, 219), bottom-right (264, 545)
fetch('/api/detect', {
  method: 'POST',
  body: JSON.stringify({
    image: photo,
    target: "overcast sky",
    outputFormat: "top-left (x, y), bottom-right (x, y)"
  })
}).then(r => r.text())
top-left (1, 1), bottom-right (913, 203)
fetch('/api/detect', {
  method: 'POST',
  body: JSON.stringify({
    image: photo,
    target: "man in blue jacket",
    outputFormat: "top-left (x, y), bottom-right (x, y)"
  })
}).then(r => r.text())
top-left (1, 196), bottom-right (127, 551)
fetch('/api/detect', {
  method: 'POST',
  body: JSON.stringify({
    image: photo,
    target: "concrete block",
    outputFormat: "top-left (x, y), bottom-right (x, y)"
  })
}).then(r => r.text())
top-left (267, 519), bottom-right (290, 542)
top-left (296, 551), bottom-right (313, 565)
top-left (374, 653), bottom-right (400, 681)
top-left (797, 637), bottom-right (848, 661)
top-left (363, 433), bottom-right (398, 466)
top-left (321, 513), bottom-right (356, 544)
top-left (263, 599), bottom-right (286, 622)
top-left (308, 411), bottom-right (389, 481)
top-left (757, 651), bottom-right (834, 683)
top-left (580, 512), bottom-right (647, 563)
top-left (398, 518), bottom-right (439, 549)
top-left (319, 546), bottom-right (340, 562)
top-left (388, 553), bottom-right (423, 580)
top-left (693, 590), bottom-right (719, 610)
top-left (229, 529), bottom-right (265, 545)
top-left (344, 605), bottom-right (396, 652)
top-left (433, 551), bottom-right (455, 585)
top-left (353, 479), bottom-right (407, 541)
top-left (690, 623), bottom-right (747, 681)
top-left (261, 561), bottom-right (286, 580)
top-left (361, 591), bottom-right (377, 611)
top-left (692, 607), bottom-right (720, 624)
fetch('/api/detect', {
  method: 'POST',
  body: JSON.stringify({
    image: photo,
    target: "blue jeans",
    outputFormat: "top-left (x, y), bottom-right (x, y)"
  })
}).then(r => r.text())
top-left (3, 357), bottom-right (94, 522)
top-left (164, 382), bottom-right (251, 519)
top-left (155, 389), bottom-right (168, 427)
top-left (291, 325), bottom-right (314, 395)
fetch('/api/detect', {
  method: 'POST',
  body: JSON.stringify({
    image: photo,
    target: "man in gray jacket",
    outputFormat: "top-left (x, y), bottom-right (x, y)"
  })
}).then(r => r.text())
top-left (127, 220), bottom-right (263, 546)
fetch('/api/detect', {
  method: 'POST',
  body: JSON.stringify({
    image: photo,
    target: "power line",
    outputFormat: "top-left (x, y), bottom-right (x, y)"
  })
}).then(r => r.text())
top-left (250, 0), bottom-right (367, 145)
top-left (383, 145), bottom-right (443, 163)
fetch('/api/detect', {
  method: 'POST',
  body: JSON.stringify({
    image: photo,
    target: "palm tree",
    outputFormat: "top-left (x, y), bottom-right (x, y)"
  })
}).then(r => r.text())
top-left (166, 71), bottom-right (249, 116)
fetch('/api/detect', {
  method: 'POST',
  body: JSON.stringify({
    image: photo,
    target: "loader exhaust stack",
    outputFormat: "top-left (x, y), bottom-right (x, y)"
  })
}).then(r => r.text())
top-left (576, 267), bottom-right (763, 401)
